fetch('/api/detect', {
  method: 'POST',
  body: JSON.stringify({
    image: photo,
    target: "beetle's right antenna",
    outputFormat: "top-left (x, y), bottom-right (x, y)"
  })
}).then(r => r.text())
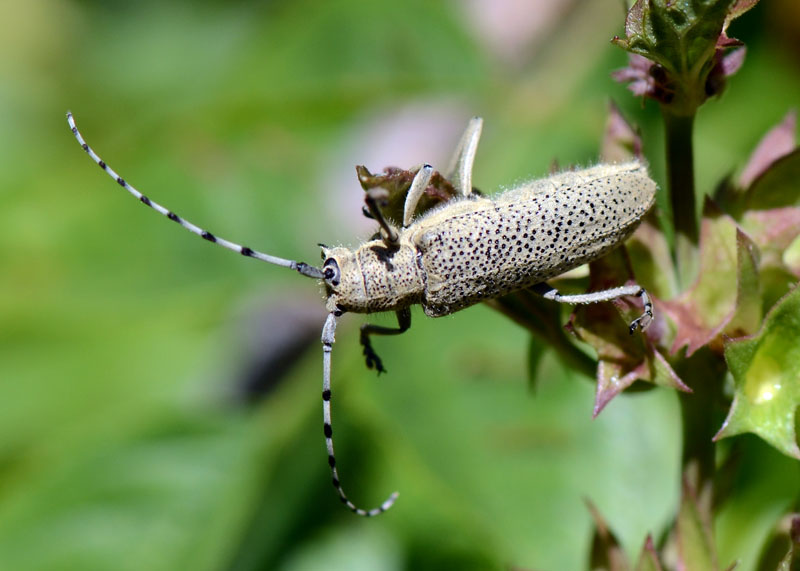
top-left (67, 112), bottom-right (323, 280)
top-left (322, 312), bottom-right (398, 516)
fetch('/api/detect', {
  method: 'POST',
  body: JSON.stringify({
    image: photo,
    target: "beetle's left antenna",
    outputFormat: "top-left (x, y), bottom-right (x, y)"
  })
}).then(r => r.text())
top-left (67, 112), bottom-right (323, 279)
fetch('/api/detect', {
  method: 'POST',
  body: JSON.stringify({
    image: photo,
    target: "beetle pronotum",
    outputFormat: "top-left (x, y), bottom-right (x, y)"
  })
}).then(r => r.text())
top-left (68, 112), bottom-right (656, 516)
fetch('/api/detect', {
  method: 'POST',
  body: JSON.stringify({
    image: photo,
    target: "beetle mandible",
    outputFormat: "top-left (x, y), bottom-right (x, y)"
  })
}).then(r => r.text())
top-left (68, 113), bottom-right (656, 517)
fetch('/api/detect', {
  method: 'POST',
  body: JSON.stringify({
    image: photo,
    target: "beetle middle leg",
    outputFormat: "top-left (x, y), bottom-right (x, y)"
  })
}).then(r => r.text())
top-left (360, 308), bottom-right (411, 373)
top-left (531, 282), bottom-right (654, 333)
top-left (364, 187), bottom-right (400, 246)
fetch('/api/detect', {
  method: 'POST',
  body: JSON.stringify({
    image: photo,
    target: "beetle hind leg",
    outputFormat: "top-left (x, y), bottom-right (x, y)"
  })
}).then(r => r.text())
top-left (359, 308), bottom-right (411, 374)
top-left (531, 282), bottom-right (653, 333)
top-left (626, 288), bottom-right (654, 332)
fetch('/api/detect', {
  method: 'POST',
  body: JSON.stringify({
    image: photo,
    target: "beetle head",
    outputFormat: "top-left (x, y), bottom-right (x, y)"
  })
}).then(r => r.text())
top-left (320, 246), bottom-right (368, 313)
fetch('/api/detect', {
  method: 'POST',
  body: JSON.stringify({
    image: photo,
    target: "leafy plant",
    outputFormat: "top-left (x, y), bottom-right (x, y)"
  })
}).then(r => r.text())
top-left (4, 2), bottom-right (797, 569)
top-left (361, 1), bottom-right (799, 568)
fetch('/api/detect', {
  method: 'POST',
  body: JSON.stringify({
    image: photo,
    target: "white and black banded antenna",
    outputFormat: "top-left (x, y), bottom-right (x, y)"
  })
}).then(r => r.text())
top-left (322, 313), bottom-right (398, 516)
top-left (67, 111), bottom-right (398, 516)
top-left (66, 112), bottom-right (323, 279)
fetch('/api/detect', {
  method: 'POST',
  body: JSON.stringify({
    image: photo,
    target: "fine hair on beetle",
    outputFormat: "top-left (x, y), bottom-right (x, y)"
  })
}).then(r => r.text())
top-left (68, 112), bottom-right (656, 516)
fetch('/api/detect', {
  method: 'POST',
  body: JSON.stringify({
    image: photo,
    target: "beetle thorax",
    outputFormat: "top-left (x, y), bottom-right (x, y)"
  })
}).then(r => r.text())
top-left (322, 240), bottom-right (424, 314)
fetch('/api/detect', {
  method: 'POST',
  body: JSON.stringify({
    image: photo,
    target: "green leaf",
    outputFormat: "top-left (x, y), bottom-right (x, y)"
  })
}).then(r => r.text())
top-left (744, 149), bottom-right (800, 212)
top-left (725, 229), bottom-right (763, 335)
top-left (601, 101), bottom-right (643, 164)
top-left (739, 206), bottom-right (800, 310)
top-left (613, 0), bottom-right (743, 114)
top-left (717, 110), bottom-right (797, 216)
top-left (784, 232), bottom-right (800, 277)
top-left (723, 0), bottom-right (761, 34)
top-left (526, 337), bottom-right (548, 393)
top-left (627, 215), bottom-right (680, 301)
top-left (662, 199), bottom-right (761, 356)
top-left (715, 285), bottom-right (800, 459)
top-left (567, 247), bottom-right (689, 416)
top-left (775, 514), bottom-right (800, 571)
top-left (752, 514), bottom-right (800, 571)
top-left (776, 548), bottom-right (797, 571)
top-left (586, 499), bottom-right (631, 571)
top-left (740, 208), bottom-right (800, 267)
top-left (676, 473), bottom-right (719, 571)
top-left (739, 110), bottom-right (797, 190)
top-left (634, 535), bottom-right (664, 571)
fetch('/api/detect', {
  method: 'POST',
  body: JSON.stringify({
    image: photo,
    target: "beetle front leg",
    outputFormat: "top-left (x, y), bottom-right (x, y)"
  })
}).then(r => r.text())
top-left (360, 308), bottom-right (411, 373)
top-left (531, 282), bottom-right (653, 333)
top-left (364, 187), bottom-right (400, 246)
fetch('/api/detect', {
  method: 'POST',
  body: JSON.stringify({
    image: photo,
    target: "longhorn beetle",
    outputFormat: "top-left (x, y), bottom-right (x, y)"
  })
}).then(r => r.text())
top-left (68, 112), bottom-right (656, 516)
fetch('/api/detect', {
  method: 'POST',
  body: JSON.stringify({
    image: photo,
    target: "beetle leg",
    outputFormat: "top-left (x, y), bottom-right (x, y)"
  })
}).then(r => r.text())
top-left (445, 117), bottom-right (483, 198)
top-left (364, 187), bottom-right (400, 246)
top-left (401, 164), bottom-right (434, 228)
top-left (531, 282), bottom-right (653, 333)
top-left (359, 308), bottom-right (412, 374)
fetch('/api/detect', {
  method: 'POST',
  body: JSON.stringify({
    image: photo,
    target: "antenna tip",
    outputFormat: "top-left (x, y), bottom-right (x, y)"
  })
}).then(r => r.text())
top-left (382, 491), bottom-right (400, 511)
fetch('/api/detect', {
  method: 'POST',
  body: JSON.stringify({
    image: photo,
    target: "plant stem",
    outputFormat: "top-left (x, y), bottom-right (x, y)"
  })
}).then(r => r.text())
top-left (676, 350), bottom-right (724, 493)
top-left (663, 111), bottom-right (700, 290)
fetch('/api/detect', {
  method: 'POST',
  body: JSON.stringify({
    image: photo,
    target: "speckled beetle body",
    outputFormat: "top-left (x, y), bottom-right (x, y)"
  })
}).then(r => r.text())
top-left (323, 161), bottom-right (655, 318)
top-left (68, 113), bottom-right (656, 518)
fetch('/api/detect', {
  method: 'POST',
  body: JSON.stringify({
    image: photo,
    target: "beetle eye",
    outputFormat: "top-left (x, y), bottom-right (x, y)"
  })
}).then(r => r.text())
top-left (322, 258), bottom-right (340, 286)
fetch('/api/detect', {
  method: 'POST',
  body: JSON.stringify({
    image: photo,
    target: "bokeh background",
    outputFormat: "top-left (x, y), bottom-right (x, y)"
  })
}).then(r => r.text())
top-left (2, 1), bottom-right (799, 569)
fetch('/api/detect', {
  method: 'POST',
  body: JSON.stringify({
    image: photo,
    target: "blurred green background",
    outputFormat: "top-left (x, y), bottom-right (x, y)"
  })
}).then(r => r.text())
top-left (2, 1), bottom-right (799, 569)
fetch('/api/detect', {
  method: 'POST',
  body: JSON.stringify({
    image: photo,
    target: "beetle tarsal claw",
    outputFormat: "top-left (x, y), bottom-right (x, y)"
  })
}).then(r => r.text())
top-left (360, 332), bottom-right (386, 374)
top-left (629, 308), bottom-right (654, 334)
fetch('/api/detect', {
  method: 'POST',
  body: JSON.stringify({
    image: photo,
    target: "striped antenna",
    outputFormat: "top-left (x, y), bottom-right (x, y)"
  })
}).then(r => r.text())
top-left (69, 112), bottom-right (395, 516)
top-left (67, 112), bottom-right (323, 279)
top-left (322, 313), bottom-right (398, 516)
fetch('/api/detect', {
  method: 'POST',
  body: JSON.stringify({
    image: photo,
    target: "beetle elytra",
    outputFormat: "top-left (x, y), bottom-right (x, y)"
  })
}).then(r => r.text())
top-left (68, 112), bottom-right (656, 516)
